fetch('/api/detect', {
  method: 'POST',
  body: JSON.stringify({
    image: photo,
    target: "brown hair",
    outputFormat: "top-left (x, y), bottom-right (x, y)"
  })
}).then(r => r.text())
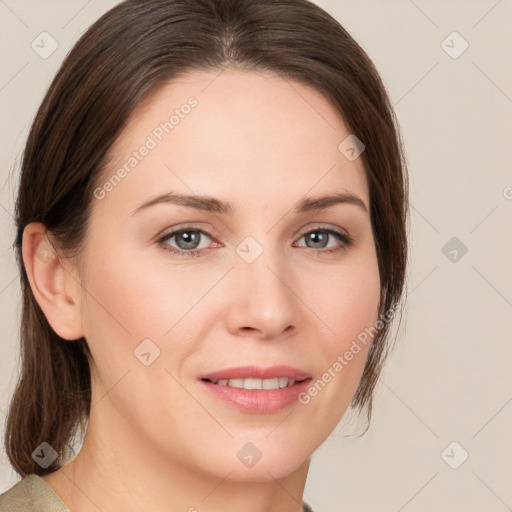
top-left (6, 0), bottom-right (408, 477)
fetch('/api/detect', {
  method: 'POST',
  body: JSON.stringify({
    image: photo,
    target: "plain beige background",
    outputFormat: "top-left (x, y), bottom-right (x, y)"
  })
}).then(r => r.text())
top-left (1, 1), bottom-right (511, 511)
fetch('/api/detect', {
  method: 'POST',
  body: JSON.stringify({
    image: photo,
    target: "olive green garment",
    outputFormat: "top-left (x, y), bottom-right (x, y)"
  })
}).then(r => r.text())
top-left (0, 474), bottom-right (69, 511)
top-left (0, 474), bottom-right (316, 511)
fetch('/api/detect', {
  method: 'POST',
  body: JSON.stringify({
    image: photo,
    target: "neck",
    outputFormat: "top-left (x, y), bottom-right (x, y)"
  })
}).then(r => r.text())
top-left (44, 394), bottom-right (310, 512)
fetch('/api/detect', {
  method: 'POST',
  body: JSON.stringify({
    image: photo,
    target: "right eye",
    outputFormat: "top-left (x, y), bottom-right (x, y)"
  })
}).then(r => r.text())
top-left (157, 228), bottom-right (217, 257)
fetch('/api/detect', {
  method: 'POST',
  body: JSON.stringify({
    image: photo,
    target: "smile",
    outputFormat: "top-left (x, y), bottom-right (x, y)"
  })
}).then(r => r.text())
top-left (203, 377), bottom-right (304, 390)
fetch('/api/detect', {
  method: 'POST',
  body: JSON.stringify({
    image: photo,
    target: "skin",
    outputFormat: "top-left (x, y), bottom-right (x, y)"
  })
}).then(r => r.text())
top-left (23, 68), bottom-right (381, 512)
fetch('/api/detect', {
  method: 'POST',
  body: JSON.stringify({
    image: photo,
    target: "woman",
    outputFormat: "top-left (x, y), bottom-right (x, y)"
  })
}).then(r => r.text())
top-left (0, 0), bottom-right (408, 510)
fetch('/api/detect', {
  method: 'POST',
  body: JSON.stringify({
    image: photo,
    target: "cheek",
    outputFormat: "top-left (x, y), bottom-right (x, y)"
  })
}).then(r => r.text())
top-left (298, 252), bottom-right (380, 408)
top-left (80, 244), bottom-right (211, 342)
top-left (306, 255), bottom-right (381, 352)
top-left (78, 242), bottom-right (221, 401)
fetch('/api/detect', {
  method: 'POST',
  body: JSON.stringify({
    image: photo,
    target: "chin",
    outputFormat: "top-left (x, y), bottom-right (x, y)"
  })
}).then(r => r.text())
top-left (227, 440), bottom-right (311, 482)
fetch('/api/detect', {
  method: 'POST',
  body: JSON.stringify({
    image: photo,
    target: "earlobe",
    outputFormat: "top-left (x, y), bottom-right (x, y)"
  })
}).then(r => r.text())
top-left (21, 222), bottom-right (85, 341)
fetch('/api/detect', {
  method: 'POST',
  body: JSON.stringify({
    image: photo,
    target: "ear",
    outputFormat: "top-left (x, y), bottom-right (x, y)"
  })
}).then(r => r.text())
top-left (21, 222), bottom-right (85, 341)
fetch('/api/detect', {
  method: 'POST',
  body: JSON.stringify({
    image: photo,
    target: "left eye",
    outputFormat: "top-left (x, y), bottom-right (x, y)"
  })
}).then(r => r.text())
top-left (295, 229), bottom-right (349, 250)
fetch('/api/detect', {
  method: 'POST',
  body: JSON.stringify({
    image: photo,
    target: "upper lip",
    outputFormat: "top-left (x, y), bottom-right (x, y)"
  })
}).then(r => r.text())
top-left (199, 365), bottom-right (312, 382)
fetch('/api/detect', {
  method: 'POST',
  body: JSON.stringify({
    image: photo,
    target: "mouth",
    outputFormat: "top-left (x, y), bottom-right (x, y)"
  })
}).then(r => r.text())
top-left (201, 376), bottom-right (311, 390)
top-left (198, 367), bottom-right (314, 413)
top-left (198, 364), bottom-right (312, 383)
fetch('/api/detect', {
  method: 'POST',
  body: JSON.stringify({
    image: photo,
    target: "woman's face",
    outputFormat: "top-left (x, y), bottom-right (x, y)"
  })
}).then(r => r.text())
top-left (74, 69), bottom-right (381, 481)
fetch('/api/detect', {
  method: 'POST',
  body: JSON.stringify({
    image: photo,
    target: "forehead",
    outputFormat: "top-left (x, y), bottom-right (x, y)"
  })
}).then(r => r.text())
top-left (95, 69), bottom-right (369, 217)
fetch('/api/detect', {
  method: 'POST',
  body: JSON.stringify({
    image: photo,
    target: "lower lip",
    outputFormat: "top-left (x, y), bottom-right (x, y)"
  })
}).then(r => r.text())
top-left (199, 379), bottom-right (312, 413)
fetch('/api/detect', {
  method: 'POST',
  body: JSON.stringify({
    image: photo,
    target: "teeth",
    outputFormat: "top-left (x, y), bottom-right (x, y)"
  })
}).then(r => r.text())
top-left (263, 378), bottom-right (279, 390)
top-left (210, 377), bottom-right (297, 390)
top-left (278, 377), bottom-right (289, 388)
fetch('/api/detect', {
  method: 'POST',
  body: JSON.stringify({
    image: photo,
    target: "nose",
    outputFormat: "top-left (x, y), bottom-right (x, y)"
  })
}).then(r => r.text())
top-left (224, 244), bottom-right (300, 340)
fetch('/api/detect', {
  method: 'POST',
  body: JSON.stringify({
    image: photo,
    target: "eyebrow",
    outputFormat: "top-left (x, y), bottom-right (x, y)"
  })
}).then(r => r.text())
top-left (130, 191), bottom-right (368, 216)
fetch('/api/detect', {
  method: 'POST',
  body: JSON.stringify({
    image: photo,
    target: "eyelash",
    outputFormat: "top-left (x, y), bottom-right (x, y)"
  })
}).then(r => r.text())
top-left (157, 225), bottom-right (354, 258)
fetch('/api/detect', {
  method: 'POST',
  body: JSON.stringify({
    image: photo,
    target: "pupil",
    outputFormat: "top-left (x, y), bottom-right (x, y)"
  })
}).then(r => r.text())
top-left (308, 232), bottom-right (327, 248)
top-left (177, 231), bottom-right (199, 249)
